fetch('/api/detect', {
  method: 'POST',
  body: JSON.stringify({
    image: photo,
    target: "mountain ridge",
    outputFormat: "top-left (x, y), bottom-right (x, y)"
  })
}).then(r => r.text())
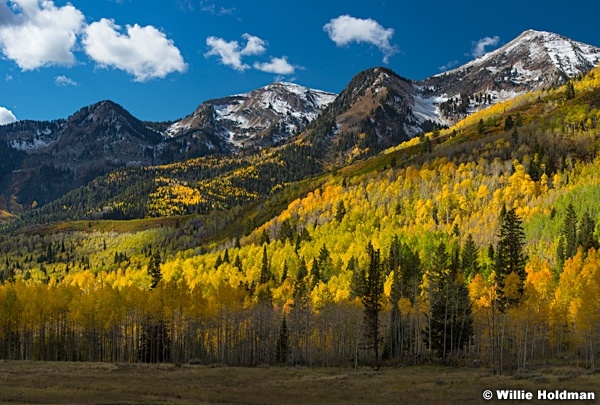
top-left (165, 81), bottom-right (336, 150)
top-left (0, 29), bottom-right (598, 218)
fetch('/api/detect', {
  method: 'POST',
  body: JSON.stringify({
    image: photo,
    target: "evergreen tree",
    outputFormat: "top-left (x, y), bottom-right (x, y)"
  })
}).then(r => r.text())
top-left (511, 128), bottom-right (519, 145)
top-left (425, 242), bottom-right (449, 360)
top-left (279, 219), bottom-right (295, 243)
top-left (487, 243), bottom-right (495, 261)
top-left (214, 254), bottom-right (223, 270)
top-left (386, 235), bottom-right (401, 275)
top-left (421, 135), bottom-right (432, 153)
top-left (385, 236), bottom-right (420, 362)
top-left (504, 115), bottom-right (514, 132)
top-left (223, 249), bottom-right (230, 264)
top-left (334, 201), bottom-right (347, 223)
top-left (260, 229), bottom-right (270, 246)
top-left (233, 254), bottom-right (243, 273)
top-left (577, 210), bottom-right (598, 255)
top-left (275, 314), bottom-right (289, 363)
top-left (318, 243), bottom-right (331, 281)
top-left (495, 209), bottom-right (527, 311)
top-left (452, 223), bottom-right (460, 237)
top-left (561, 203), bottom-right (578, 259)
top-left (461, 234), bottom-right (480, 280)
top-left (387, 248), bottom-right (402, 360)
top-left (427, 242), bottom-right (473, 361)
top-left (565, 82), bottom-right (576, 100)
top-left (294, 258), bottom-right (308, 298)
top-left (310, 259), bottom-right (320, 289)
top-left (148, 252), bottom-right (162, 290)
top-left (361, 242), bottom-right (384, 365)
top-left (259, 245), bottom-right (270, 284)
top-left (514, 113), bottom-right (524, 127)
top-left (478, 119), bottom-right (485, 134)
top-left (348, 256), bottom-right (364, 300)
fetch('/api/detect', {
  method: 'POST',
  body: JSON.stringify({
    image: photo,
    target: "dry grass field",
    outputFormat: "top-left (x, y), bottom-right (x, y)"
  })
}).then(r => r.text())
top-left (0, 361), bottom-right (598, 404)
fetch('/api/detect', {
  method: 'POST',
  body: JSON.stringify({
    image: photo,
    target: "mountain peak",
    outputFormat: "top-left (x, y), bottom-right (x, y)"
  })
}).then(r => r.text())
top-left (420, 29), bottom-right (600, 125)
top-left (165, 81), bottom-right (336, 149)
top-left (518, 28), bottom-right (556, 38)
top-left (68, 99), bottom-right (137, 130)
top-left (463, 29), bottom-right (600, 77)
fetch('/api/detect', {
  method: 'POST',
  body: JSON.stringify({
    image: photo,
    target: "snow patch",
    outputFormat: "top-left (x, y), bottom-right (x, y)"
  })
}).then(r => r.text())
top-left (411, 93), bottom-right (447, 127)
top-left (10, 137), bottom-right (55, 151)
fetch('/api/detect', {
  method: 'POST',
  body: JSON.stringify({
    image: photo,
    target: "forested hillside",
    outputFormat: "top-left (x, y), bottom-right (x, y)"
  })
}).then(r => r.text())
top-left (1, 67), bottom-right (600, 371)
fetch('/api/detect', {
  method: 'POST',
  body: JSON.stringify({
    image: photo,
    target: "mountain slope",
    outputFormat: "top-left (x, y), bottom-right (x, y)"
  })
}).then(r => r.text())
top-left (0, 85), bottom-right (335, 213)
top-left (423, 29), bottom-right (600, 123)
top-left (0, 101), bottom-right (166, 209)
top-left (301, 67), bottom-right (438, 162)
top-left (1, 100), bottom-right (162, 171)
top-left (0, 29), bottom-right (598, 221)
top-left (165, 82), bottom-right (336, 150)
top-left (299, 30), bottom-right (600, 161)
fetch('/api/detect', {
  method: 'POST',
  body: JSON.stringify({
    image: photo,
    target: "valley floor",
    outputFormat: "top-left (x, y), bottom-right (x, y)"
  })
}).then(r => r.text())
top-left (0, 361), bottom-right (598, 404)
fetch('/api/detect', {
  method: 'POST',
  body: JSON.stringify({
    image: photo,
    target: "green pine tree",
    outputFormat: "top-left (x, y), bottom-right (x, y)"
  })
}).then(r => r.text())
top-left (495, 209), bottom-right (527, 311)
top-left (461, 234), bottom-right (480, 280)
top-left (577, 211), bottom-right (598, 255)
top-left (361, 242), bottom-right (385, 366)
top-left (259, 245), bottom-right (270, 284)
top-left (335, 201), bottom-right (347, 223)
top-left (275, 314), bottom-right (289, 363)
top-left (148, 252), bottom-right (162, 290)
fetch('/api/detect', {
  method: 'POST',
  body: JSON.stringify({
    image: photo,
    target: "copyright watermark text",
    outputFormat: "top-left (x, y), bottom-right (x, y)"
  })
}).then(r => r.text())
top-left (483, 389), bottom-right (595, 401)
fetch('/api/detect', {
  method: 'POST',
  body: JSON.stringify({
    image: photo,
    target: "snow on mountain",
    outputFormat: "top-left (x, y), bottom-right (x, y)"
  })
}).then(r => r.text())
top-left (166, 82), bottom-right (336, 149)
top-left (2, 30), bottom-right (597, 163)
top-left (318, 29), bottom-right (600, 149)
top-left (446, 29), bottom-right (600, 79)
top-left (417, 29), bottom-right (600, 126)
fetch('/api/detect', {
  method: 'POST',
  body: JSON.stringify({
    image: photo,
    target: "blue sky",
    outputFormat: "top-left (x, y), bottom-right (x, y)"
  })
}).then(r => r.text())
top-left (0, 0), bottom-right (599, 124)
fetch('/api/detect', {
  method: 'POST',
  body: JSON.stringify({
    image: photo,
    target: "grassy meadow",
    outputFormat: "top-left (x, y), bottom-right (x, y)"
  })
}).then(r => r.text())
top-left (0, 362), bottom-right (599, 404)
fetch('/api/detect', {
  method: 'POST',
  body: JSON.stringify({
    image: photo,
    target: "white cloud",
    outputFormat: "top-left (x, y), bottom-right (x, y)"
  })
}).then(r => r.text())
top-left (323, 15), bottom-right (397, 63)
top-left (200, 1), bottom-right (235, 15)
top-left (254, 57), bottom-right (295, 75)
top-left (0, 106), bottom-right (17, 125)
top-left (241, 34), bottom-right (267, 56)
top-left (5, 74), bottom-right (12, 82)
top-left (0, 0), bottom-right (85, 70)
top-left (205, 33), bottom-right (266, 71)
top-left (55, 75), bottom-right (78, 86)
top-left (83, 18), bottom-right (187, 82)
top-left (472, 36), bottom-right (500, 57)
top-left (206, 33), bottom-right (298, 76)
